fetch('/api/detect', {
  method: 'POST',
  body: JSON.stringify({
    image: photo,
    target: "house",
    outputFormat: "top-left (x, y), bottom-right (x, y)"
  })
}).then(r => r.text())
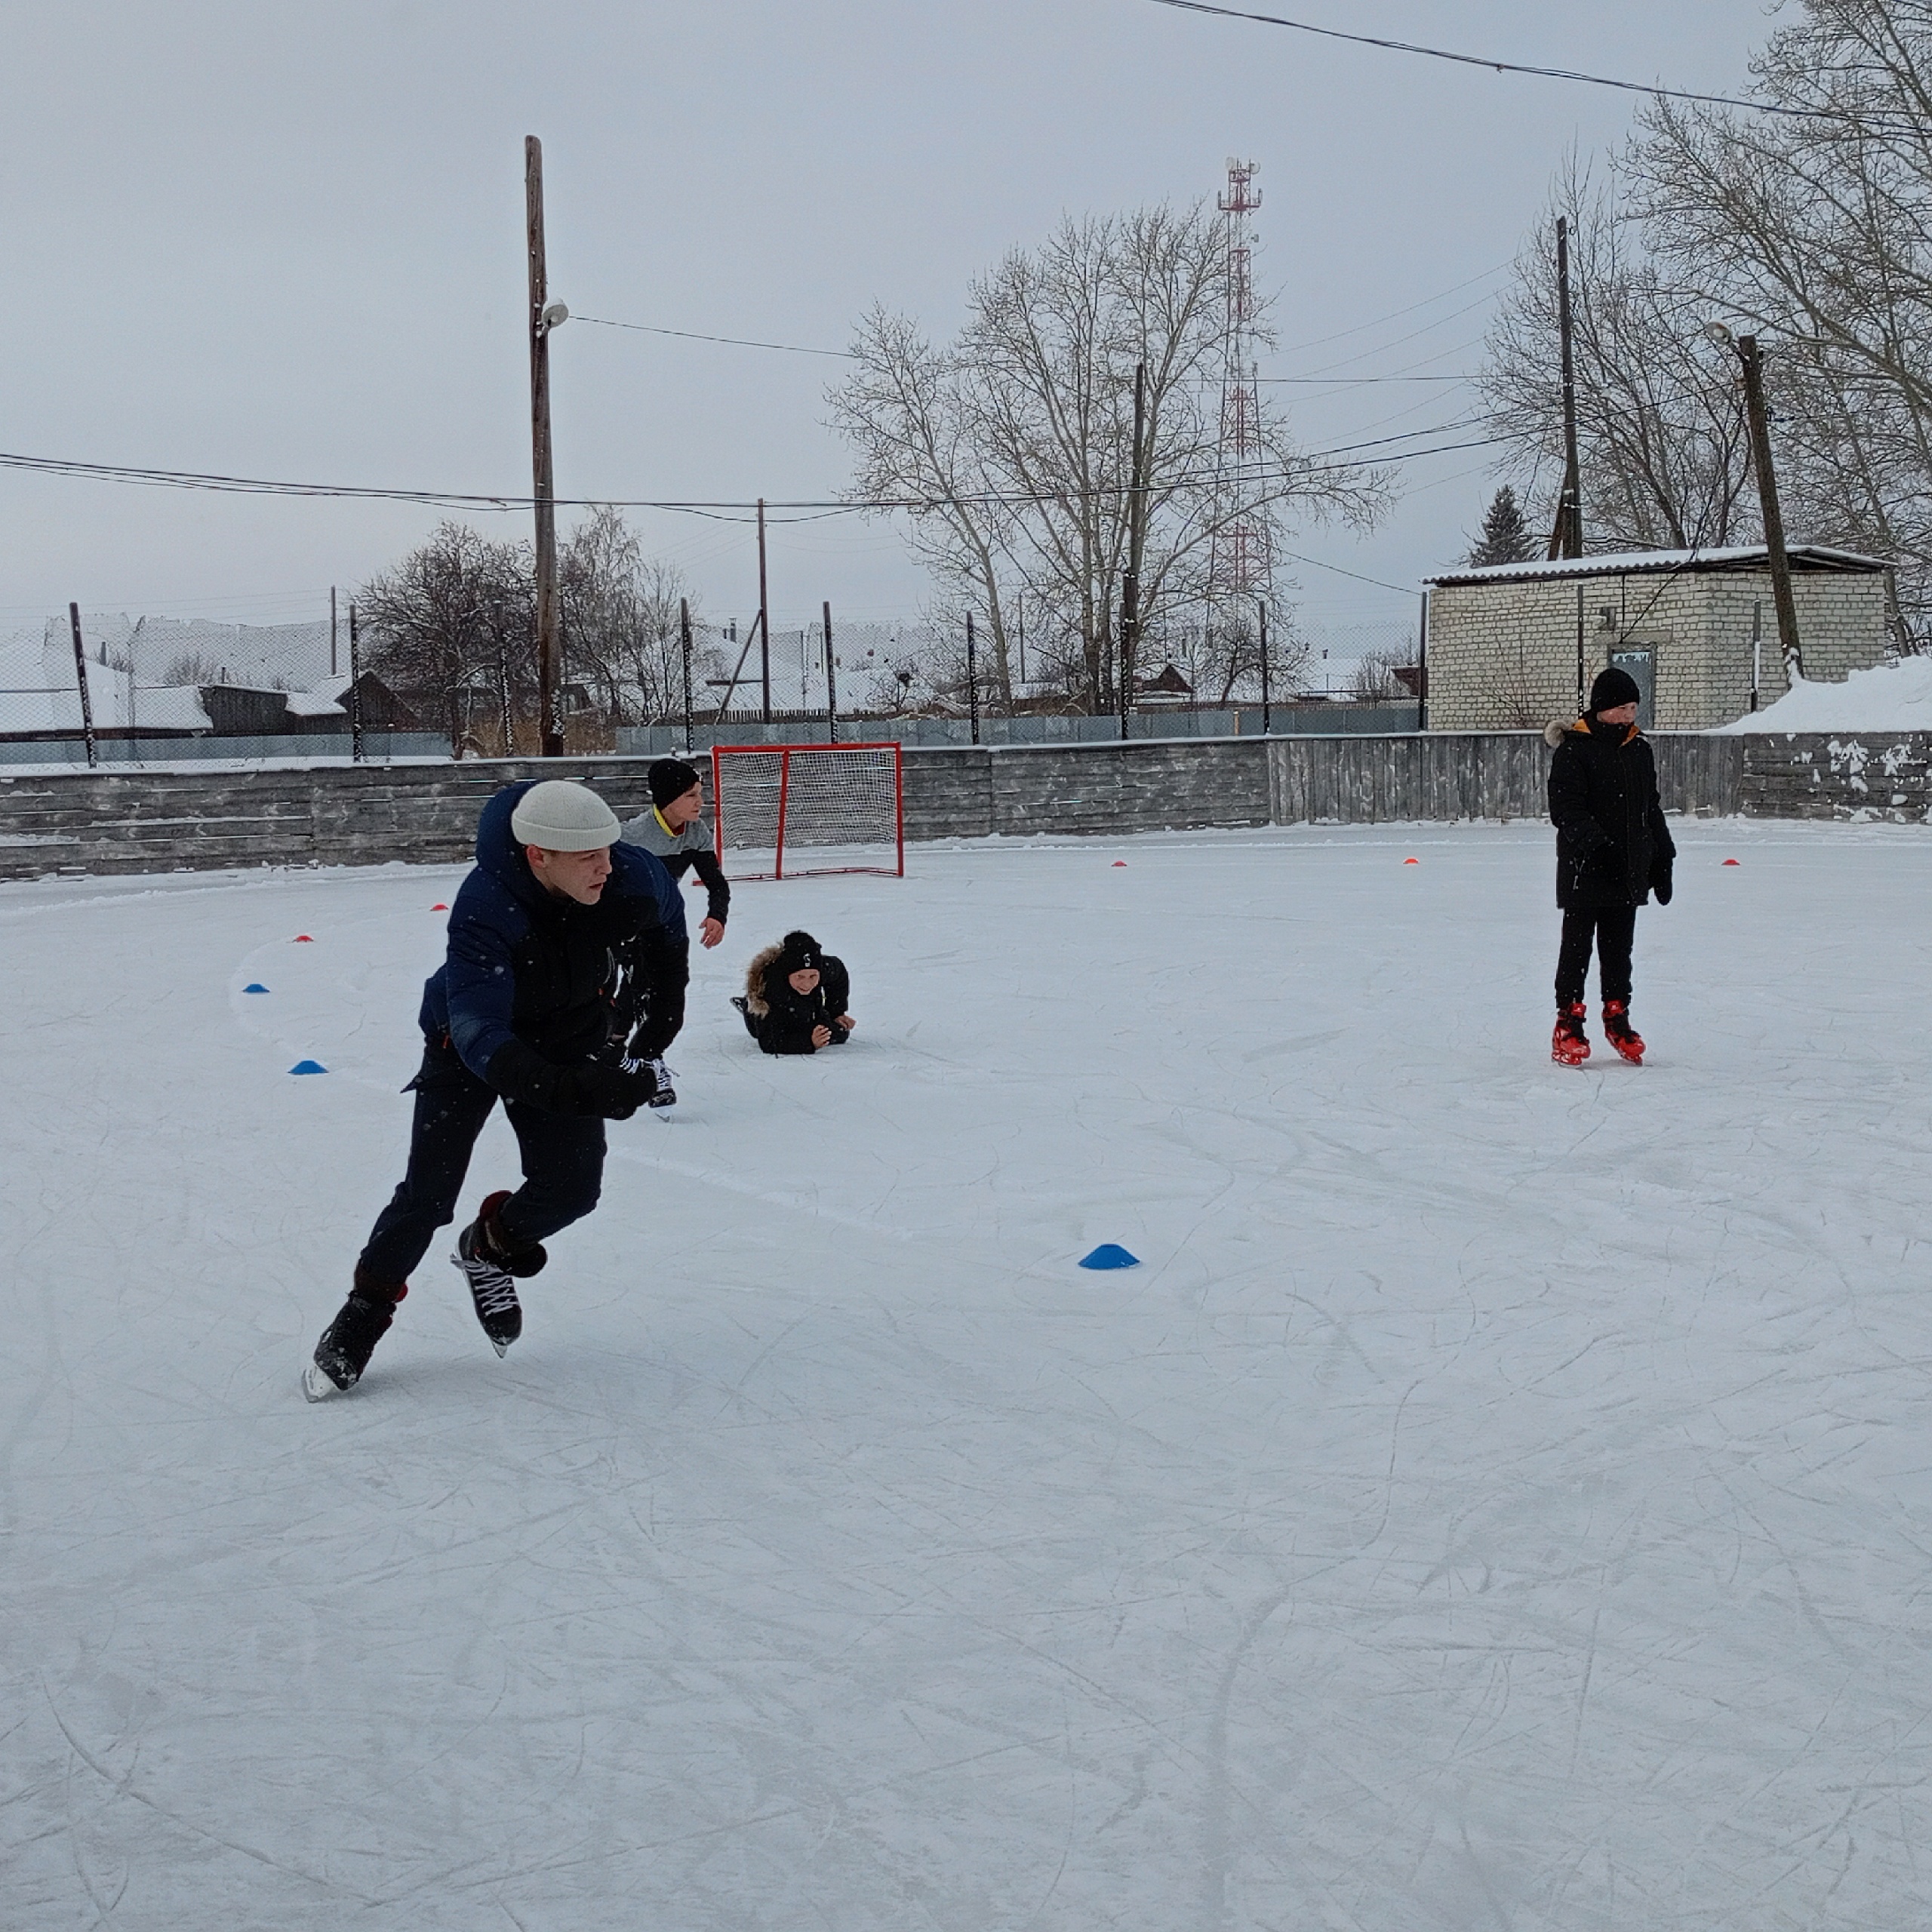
top-left (195, 672), bottom-right (422, 737)
top-left (1423, 545), bottom-right (1892, 731)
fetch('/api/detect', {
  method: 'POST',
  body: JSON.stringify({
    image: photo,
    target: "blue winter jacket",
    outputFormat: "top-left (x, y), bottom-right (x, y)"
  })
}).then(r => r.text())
top-left (420, 780), bottom-right (685, 1108)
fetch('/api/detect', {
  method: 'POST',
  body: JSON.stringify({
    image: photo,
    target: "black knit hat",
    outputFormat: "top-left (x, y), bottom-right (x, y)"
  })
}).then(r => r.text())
top-left (774, 930), bottom-right (823, 977)
top-left (648, 757), bottom-right (703, 810)
top-left (1588, 666), bottom-right (1641, 714)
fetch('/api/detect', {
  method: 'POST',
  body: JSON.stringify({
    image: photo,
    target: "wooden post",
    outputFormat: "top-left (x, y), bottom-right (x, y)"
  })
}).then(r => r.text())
top-left (1737, 334), bottom-right (1804, 680)
top-left (329, 585), bottom-right (337, 678)
top-left (1548, 216), bottom-right (1584, 561)
top-left (67, 602), bottom-right (97, 768)
top-left (965, 610), bottom-right (980, 745)
top-left (823, 601), bottom-right (839, 744)
top-left (756, 498), bottom-right (772, 724)
top-left (681, 597), bottom-right (694, 751)
top-left (1117, 361), bottom-right (1148, 741)
top-left (1017, 590), bottom-right (1026, 686)
top-left (1751, 599), bottom-right (1762, 712)
top-left (526, 135), bottom-right (564, 756)
top-left (348, 603), bottom-right (365, 762)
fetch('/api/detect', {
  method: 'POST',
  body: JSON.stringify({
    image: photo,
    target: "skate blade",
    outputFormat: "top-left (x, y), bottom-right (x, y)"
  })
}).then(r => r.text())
top-left (302, 1361), bottom-right (345, 1402)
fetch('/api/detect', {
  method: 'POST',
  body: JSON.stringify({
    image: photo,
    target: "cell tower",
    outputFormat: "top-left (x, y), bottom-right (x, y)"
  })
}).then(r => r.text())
top-left (1208, 158), bottom-right (1272, 608)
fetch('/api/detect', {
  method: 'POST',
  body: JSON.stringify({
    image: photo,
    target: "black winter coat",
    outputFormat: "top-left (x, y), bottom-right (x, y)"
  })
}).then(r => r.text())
top-left (420, 780), bottom-right (686, 1108)
top-left (1545, 716), bottom-right (1676, 910)
top-left (739, 943), bottom-right (851, 1055)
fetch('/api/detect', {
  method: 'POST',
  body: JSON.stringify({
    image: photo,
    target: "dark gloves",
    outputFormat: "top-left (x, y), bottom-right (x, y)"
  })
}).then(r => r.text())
top-left (486, 1039), bottom-right (657, 1117)
top-left (1651, 858), bottom-right (1674, 906)
top-left (559, 1060), bottom-right (659, 1119)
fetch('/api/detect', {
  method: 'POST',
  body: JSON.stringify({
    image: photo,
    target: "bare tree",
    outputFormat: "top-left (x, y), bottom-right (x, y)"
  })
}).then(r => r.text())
top-left (831, 203), bottom-right (1386, 713)
top-left (1479, 163), bottom-right (1755, 555)
top-left (1349, 649), bottom-right (1409, 704)
top-left (1630, 0), bottom-right (1932, 627)
top-left (358, 521), bottom-right (535, 756)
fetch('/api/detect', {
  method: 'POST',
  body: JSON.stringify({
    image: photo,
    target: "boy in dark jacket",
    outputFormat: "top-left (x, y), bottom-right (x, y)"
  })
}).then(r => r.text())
top-left (1544, 666), bottom-right (1676, 1066)
top-left (732, 930), bottom-right (854, 1056)
top-left (303, 779), bottom-right (683, 1399)
top-left (615, 758), bottom-right (731, 1109)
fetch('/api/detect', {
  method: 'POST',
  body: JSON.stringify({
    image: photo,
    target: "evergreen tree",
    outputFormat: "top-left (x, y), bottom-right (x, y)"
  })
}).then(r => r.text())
top-left (1467, 485), bottom-right (1537, 567)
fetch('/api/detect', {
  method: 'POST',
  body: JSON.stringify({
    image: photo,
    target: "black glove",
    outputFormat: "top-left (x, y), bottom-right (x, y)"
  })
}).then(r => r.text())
top-left (560, 1060), bottom-right (658, 1120)
top-left (1651, 858), bottom-right (1674, 906)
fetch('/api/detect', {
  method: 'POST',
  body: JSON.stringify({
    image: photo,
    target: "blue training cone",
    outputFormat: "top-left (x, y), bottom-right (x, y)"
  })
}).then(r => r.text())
top-left (244, 983), bottom-right (269, 994)
top-left (1079, 1243), bottom-right (1140, 1270)
top-left (289, 1060), bottom-right (328, 1075)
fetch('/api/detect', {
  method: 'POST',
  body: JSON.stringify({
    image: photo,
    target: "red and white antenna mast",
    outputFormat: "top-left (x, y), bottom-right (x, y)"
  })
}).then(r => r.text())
top-left (1208, 158), bottom-right (1272, 608)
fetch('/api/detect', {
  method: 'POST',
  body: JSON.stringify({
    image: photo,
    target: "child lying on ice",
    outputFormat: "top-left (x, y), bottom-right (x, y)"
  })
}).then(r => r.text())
top-left (733, 930), bottom-right (854, 1055)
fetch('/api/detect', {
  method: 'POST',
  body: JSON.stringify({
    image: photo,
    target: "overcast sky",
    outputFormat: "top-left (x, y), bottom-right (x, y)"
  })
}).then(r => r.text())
top-left (3, 0), bottom-right (1783, 653)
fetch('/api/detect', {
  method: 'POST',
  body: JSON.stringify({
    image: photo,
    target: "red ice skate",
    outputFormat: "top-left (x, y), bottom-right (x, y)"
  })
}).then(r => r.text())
top-left (1601, 1000), bottom-right (1645, 1065)
top-left (1551, 1001), bottom-right (1590, 1066)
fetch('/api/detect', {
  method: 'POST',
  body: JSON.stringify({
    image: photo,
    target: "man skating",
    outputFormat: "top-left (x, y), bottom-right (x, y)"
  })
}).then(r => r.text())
top-left (617, 757), bottom-right (731, 1108)
top-left (1544, 666), bottom-right (1675, 1066)
top-left (303, 778), bottom-right (682, 1399)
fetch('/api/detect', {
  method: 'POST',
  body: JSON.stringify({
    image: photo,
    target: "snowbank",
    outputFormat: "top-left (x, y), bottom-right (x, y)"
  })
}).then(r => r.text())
top-left (1718, 654), bottom-right (1932, 732)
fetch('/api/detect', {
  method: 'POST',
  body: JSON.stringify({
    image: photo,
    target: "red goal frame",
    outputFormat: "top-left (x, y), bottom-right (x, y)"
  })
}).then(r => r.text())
top-left (710, 741), bottom-right (906, 881)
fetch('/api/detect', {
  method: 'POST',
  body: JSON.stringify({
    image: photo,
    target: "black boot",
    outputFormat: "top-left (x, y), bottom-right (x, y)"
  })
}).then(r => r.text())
top-left (451, 1190), bottom-right (541, 1357)
top-left (303, 1270), bottom-right (407, 1401)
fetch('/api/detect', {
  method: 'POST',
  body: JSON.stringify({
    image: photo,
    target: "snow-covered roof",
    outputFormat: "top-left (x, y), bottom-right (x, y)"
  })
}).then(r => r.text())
top-left (284, 687), bottom-right (347, 718)
top-left (1428, 543), bottom-right (1888, 588)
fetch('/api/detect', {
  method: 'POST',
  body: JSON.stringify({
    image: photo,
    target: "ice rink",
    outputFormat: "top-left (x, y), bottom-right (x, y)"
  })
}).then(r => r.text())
top-left (6, 818), bottom-right (1932, 1930)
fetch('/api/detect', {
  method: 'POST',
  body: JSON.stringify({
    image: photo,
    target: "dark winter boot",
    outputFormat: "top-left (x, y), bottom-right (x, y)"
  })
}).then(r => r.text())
top-left (1552, 1001), bottom-right (1591, 1067)
top-left (303, 1270), bottom-right (408, 1401)
top-left (1602, 1000), bottom-right (1645, 1065)
top-left (451, 1190), bottom-right (542, 1356)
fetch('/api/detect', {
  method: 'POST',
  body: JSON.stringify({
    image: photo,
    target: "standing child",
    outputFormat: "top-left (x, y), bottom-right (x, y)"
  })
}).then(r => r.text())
top-left (1544, 666), bottom-right (1675, 1066)
top-left (617, 758), bottom-right (731, 1107)
top-left (733, 930), bottom-right (855, 1056)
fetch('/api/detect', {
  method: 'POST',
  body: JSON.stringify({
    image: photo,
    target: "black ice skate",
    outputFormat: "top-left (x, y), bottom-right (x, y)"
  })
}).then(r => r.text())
top-left (643, 1056), bottom-right (676, 1109)
top-left (303, 1275), bottom-right (407, 1401)
top-left (451, 1190), bottom-right (543, 1356)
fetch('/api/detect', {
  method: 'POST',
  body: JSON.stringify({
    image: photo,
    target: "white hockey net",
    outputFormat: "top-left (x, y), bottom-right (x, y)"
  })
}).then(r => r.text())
top-left (710, 743), bottom-right (905, 880)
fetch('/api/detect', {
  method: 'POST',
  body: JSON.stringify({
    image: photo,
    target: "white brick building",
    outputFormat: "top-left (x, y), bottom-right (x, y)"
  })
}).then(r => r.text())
top-left (1423, 546), bottom-right (1891, 731)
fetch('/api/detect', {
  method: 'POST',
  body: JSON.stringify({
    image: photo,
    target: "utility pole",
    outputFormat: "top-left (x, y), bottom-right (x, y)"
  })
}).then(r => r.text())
top-left (823, 601), bottom-right (839, 744)
top-left (1547, 215), bottom-right (1584, 561)
top-left (680, 597), bottom-right (694, 751)
top-left (348, 603), bottom-right (365, 762)
top-left (965, 610), bottom-right (980, 746)
top-left (68, 603), bottom-right (97, 768)
top-left (1118, 361), bottom-right (1148, 743)
top-left (1258, 597), bottom-right (1271, 734)
top-left (756, 498), bottom-right (772, 724)
top-left (1737, 334), bottom-right (1804, 680)
top-left (525, 135), bottom-right (565, 756)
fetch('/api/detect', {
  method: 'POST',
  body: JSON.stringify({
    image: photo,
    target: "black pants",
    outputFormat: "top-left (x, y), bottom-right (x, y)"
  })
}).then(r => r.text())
top-left (1556, 905), bottom-right (1637, 1007)
top-left (627, 939), bottom-right (691, 1060)
top-left (357, 1035), bottom-right (605, 1287)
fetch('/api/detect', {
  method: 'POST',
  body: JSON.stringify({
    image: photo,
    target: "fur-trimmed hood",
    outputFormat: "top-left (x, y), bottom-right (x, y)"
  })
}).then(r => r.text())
top-left (743, 942), bottom-right (784, 1017)
top-left (1545, 716), bottom-right (1638, 749)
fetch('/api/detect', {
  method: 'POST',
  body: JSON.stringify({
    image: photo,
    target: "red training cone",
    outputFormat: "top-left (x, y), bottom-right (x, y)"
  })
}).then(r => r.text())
top-left (1403, 857), bottom-right (1419, 866)
top-left (1112, 861), bottom-right (1127, 868)
top-left (432, 903), bottom-right (448, 910)
top-left (294, 934), bottom-right (315, 943)
top-left (1722, 859), bottom-right (1741, 866)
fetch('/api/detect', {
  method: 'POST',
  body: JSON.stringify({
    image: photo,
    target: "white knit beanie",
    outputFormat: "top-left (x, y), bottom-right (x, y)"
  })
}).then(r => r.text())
top-left (509, 779), bottom-right (621, 852)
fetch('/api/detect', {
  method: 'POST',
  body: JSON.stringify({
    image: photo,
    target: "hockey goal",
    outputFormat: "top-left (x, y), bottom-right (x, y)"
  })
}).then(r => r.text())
top-left (711, 742), bottom-right (904, 880)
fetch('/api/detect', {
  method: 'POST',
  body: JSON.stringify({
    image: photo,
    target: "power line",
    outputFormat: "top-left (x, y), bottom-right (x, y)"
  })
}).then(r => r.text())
top-left (1141, 0), bottom-right (1906, 128)
top-left (573, 315), bottom-right (853, 358)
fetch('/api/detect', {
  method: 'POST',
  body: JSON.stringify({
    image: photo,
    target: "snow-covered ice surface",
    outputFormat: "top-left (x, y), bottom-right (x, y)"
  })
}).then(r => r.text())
top-left (6, 822), bottom-right (1932, 1930)
top-left (1717, 654), bottom-right (1932, 732)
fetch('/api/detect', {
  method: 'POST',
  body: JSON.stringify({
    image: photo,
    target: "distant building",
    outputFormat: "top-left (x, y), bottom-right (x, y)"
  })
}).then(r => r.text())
top-left (1423, 545), bottom-right (1892, 731)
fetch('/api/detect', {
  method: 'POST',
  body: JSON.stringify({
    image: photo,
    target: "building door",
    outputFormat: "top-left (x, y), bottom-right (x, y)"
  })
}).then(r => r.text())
top-left (1610, 646), bottom-right (1655, 729)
